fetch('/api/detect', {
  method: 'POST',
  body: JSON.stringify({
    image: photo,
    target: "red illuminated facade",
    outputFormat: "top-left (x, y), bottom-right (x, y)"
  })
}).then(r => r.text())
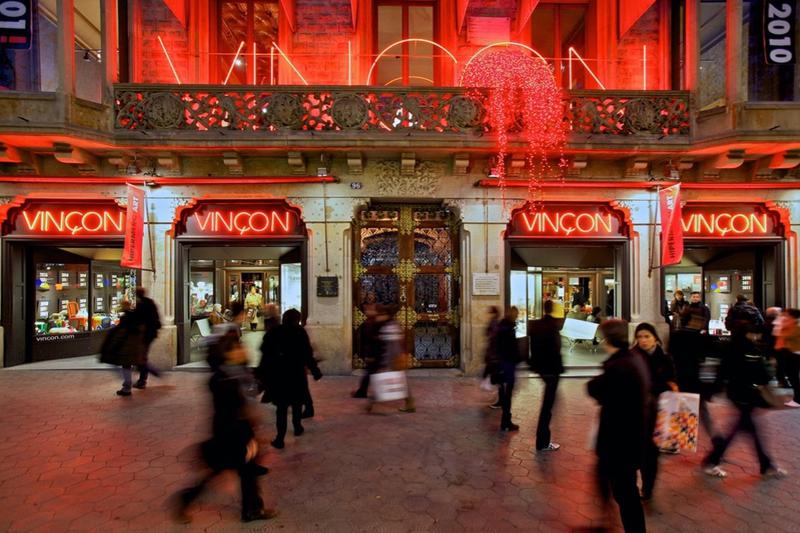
top-left (0, 1), bottom-right (798, 373)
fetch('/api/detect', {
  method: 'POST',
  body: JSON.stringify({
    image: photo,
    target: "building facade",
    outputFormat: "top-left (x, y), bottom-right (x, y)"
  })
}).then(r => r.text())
top-left (0, 0), bottom-right (799, 374)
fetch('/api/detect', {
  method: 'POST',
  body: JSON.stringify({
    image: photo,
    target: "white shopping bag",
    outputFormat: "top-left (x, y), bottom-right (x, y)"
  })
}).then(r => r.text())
top-left (653, 391), bottom-right (700, 452)
top-left (371, 371), bottom-right (409, 402)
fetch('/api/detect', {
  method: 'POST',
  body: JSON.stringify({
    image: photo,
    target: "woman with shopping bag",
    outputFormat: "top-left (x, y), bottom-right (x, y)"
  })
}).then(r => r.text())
top-left (631, 323), bottom-right (677, 501)
top-left (367, 304), bottom-right (415, 413)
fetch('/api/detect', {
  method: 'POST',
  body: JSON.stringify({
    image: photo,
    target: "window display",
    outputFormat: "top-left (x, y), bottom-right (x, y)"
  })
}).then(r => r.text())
top-left (32, 260), bottom-right (137, 340)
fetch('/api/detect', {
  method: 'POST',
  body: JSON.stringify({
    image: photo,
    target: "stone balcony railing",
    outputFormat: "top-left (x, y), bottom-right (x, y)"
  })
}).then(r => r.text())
top-left (113, 85), bottom-right (691, 141)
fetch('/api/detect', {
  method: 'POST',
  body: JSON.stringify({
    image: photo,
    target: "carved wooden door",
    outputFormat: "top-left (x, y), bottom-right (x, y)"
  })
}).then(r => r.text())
top-left (353, 205), bottom-right (460, 368)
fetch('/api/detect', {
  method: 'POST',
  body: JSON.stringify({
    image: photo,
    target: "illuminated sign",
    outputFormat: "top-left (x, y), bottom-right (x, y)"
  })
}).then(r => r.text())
top-left (176, 199), bottom-right (305, 239)
top-left (0, 0), bottom-right (32, 49)
top-left (507, 204), bottom-right (627, 239)
top-left (6, 202), bottom-right (127, 237)
top-left (681, 205), bottom-right (781, 238)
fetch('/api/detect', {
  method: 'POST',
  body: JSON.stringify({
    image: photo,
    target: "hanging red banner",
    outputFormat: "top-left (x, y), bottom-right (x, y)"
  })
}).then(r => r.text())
top-left (121, 185), bottom-right (146, 268)
top-left (660, 184), bottom-right (684, 266)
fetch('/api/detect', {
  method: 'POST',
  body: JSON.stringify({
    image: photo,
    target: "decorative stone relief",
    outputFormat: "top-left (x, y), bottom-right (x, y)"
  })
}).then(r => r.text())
top-left (375, 160), bottom-right (441, 197)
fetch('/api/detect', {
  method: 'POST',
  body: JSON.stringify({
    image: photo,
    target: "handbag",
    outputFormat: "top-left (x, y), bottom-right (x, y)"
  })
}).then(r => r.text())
top-left (653, 391), bottom-right (701, 452)
top-left (371, 371), bottom-right (408, 402)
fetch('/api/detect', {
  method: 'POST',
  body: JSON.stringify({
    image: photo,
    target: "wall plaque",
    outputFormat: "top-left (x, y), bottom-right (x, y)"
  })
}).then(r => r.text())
top-left (317, 276), bottom-right (339, 297)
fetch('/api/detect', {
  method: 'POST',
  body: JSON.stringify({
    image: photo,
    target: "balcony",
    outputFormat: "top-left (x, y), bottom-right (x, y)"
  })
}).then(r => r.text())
top-left (112, 85), bottom-right (691, 149)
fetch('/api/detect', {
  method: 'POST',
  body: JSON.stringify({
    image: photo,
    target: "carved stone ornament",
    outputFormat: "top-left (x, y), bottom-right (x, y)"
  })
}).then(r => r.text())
top-left (266, 93), bottom-right (304, 128)
top-left (447, 96), bottom-right (482, 129)
top-left (375, 160), bottom-right (441, 197)
top-left (144, 92), bottom-right (184, 129)
top-left (331, 94), bottom-right (369, 129)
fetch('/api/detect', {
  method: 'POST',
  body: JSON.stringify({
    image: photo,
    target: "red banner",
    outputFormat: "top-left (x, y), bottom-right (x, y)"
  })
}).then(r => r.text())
top-left (660, 184), bottom-right (684, 266)
top-left (121, 185), bottom-right (146, 268)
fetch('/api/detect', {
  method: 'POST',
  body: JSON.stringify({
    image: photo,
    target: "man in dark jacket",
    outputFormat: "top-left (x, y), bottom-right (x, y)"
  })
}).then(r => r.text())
top-left (495, 307), bottom-right (521, 431)
top-left (132, 287), bottom-right (162, 389)
top-left (529, 300), bottom-right (564, 451)
top-left (257, 309), bottom-right (322, 449)
top-left (587, 319), bottom-right (650, 533)
top-left (724, 294), bottom-right (764, 333)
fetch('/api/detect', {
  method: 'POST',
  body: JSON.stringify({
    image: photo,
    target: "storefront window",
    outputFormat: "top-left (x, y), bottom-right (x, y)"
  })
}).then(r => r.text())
top-left (744, 1), bottom-right (799, 101)
top-left (33, 260), bottom-right (136, 339)
top-left (0, 4), bottom-right (58, 91)
top-left (699, 0), bottom-right (727, 109)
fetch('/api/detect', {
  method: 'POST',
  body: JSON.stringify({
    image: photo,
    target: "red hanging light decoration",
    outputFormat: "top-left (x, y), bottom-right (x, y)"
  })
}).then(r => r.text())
top-left (461, 49), bottom-right (566, 209)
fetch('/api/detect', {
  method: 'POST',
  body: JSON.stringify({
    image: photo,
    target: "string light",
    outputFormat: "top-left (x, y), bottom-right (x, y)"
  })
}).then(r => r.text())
top-left (461, 49), bottom-right (566, 209)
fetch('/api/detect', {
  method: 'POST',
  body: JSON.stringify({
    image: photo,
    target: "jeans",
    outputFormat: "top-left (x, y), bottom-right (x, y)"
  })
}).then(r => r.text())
top-left (498, 381), bottom-right (515, 428)
top-left (536, 375), bottom-right (560, 449)
top-left (703, 404), bottom-right (773, 473)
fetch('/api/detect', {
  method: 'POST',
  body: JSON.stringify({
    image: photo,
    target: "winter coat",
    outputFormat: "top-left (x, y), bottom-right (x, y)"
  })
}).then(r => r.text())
top-left (774, 317), bottom-right (800, 353)
top-left (528, 315), bottom-right (564, 376)
top-left (632, 345), bottom-right (676, 397)
top-left (680, 303), bottom-right (710, 332)
top-left (669, 298), bottom-right (689, 328)
top-left (587, 349), bottom-right (651, 469)
top-left (256, 324), bottom-right (322, 405)
top-left (494, 318), bottom-right (520, 385)
top-left (99, 312), bottom-right (145, 367)
top-left (134, 295), bottom-right (162, 344)
top-left (724, 301), bottom-right (764, 333)
top-left (203, 363), bottom-right (256, 470)
top-left (721, 333), bottom-right (771, 407)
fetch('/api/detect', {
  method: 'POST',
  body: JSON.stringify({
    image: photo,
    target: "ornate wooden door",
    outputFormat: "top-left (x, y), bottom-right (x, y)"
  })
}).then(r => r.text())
top-left (353, 204), bottom-right (460, 368)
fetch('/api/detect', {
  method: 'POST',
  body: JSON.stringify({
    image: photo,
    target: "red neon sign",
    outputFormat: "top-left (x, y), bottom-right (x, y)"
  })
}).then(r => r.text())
top-left (178, 200), bottom-right (305, 238)
top-left (12, 206), bottom-right (126, 237)
top-left (681, 205), bottom-right (780, 238)
top-left (508, 204), bottom-right (626, 238)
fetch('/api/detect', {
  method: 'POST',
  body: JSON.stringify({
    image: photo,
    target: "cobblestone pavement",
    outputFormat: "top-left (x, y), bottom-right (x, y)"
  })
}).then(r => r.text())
top-left (0, 370), bottom-right (798, 532)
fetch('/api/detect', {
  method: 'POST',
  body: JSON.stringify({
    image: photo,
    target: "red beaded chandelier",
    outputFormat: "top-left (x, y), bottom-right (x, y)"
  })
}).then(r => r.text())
top-left (461, 49), bottom-right (566, 208)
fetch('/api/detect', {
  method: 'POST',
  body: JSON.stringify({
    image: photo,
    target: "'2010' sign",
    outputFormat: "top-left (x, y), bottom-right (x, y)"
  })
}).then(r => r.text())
top-left (765, 1), bottom-right (796, 65)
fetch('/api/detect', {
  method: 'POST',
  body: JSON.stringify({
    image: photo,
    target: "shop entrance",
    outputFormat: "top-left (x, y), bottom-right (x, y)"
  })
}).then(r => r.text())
top-left (352, 204), bottom-right (460, 369)
top-left (183, 245), bottom-right (304, 364)
top-left (662, 243), bottom-right (783, 334)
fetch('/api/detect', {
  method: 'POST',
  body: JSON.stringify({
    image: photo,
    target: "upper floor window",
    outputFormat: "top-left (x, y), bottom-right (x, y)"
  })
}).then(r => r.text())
top-left (218, 1), bottom-right (279, 84)
top-left (531, 2), bottom-right (588, 88)
top-left (374, 0), bottom-right (436, 86)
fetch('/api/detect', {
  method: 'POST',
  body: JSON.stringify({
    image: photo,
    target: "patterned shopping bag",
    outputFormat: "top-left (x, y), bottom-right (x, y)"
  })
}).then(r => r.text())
top-left (653, 391), bottom-right (700, 453)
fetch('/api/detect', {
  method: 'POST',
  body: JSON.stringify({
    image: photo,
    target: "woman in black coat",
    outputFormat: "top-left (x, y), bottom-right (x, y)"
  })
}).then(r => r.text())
top-left (588, 320), bottom-right (651, 533)
top-left (99, 302), bottom-right (145, 396)
top-left (631, 322), bottom-right (677, 501)
top-left (494, 307), bottom-right (520, 431)
top-left (257, 309), bottom-right (322, 449)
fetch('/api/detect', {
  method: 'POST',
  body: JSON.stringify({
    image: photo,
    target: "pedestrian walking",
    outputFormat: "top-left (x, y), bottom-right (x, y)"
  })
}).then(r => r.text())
top-left (131, 287), bottom-right (162, 389)
top-left (762, 307), bottom-right (784, 385)
top-left (631, 323), bottom-right (677, 501)
top-left (262, 304), bottom-right (281, 333)
top-left (774, 308), bottom-right (800, 408)
top-left (99, 300), bottom-right (145, 397)
top-left (352, 302), bottom-right (382, 398)
top-left (724, 294), bottom-right (764, 332)
top-left (174, 329), bottom-right (275, 523)
top-left (256, 309), bottom-right (322, 449)
top-left (482, 306), bottom-right (502, 409)
top-left (587, 319), bottom-right (650, 533)
top-left (702, 324), bottom-right (788, 479)
top-left (528, 300), bottom-right (564, 452)
top-left (495, 306), bottom-right (521, 431)
top-left (365, 304), bottom-right (416, 413)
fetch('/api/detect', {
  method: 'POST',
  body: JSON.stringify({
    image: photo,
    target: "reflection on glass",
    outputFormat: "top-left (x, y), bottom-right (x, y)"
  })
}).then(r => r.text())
top-left (361, 227), bottom-right (400, 266)
top-left (360, 274), bottom-right (399, 306)
top-left (414, 273), bottom-right (451, 313)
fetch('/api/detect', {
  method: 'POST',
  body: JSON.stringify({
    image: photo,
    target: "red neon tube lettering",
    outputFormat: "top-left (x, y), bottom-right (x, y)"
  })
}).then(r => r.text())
top-left (249, 211), bottom-right (271, 233)
top-left (234, 211), bottom-right (251, 235)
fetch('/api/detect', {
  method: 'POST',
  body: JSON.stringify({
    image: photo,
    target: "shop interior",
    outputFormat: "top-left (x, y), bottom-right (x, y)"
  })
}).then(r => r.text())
top-left (30, 247), bottom-right (137, 362)
top-left (509, 245), bottom-right (621, 366)
top-left (663, 245), bottom-right (780, 336)
top-left (187, 245), bottom-right (303, 364)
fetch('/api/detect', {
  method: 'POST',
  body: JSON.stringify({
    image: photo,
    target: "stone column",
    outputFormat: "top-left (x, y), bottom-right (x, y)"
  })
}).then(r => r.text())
top-left (726, 0), bottom-right (743, 108)
top-left (100, 0), bottom-right (119, 107)
top-left (56, 0), bottom-right (75, 96)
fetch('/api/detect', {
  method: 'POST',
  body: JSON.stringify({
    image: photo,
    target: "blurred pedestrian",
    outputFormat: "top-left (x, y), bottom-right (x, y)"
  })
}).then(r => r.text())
top-left (482, 306), bottom-right (502, 409)
top-left (495, 307), bottom-right (521, 431)
top-left (256, 309), bottom-right (322, 449)
top-left (132, 287), bottom-right (162, 389)
top-left (762, 307), bottom-right (784, 385)
top-left (262, 304), bottom-right (281, 333)
top-left (352, 303), bottom-right (381, 398)
top-left (100, 300), bottom-right (145, 397)
top-left (631, 323), bottom-right (677, 501)
top-left (774, 308), bottom-right (800, 408)
top-left (724, 294), bottom-right (764, 333)
top-left (587, 319), bottom-right (650, 533)
top-left (174, 329), bottom-right (275, 523)
top-left (529, 300), bottom-right (564, 452)
top-left (702, 325), bottom-right (788, 478)
top-left (366, 304), bottom-right (416, 413)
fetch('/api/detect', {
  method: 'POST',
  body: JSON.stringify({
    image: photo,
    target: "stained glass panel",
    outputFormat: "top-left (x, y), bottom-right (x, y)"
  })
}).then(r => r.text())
top-left (359, 274), bottom-right (399, 306)
top-left (414, 323), bottom-right (453, 360)
top-left (414, 273), bottom-right (451, 313)
top-left (414, 228), bottom-right (452, 266)
top-left (360, 228), bottom-right (400, 267)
